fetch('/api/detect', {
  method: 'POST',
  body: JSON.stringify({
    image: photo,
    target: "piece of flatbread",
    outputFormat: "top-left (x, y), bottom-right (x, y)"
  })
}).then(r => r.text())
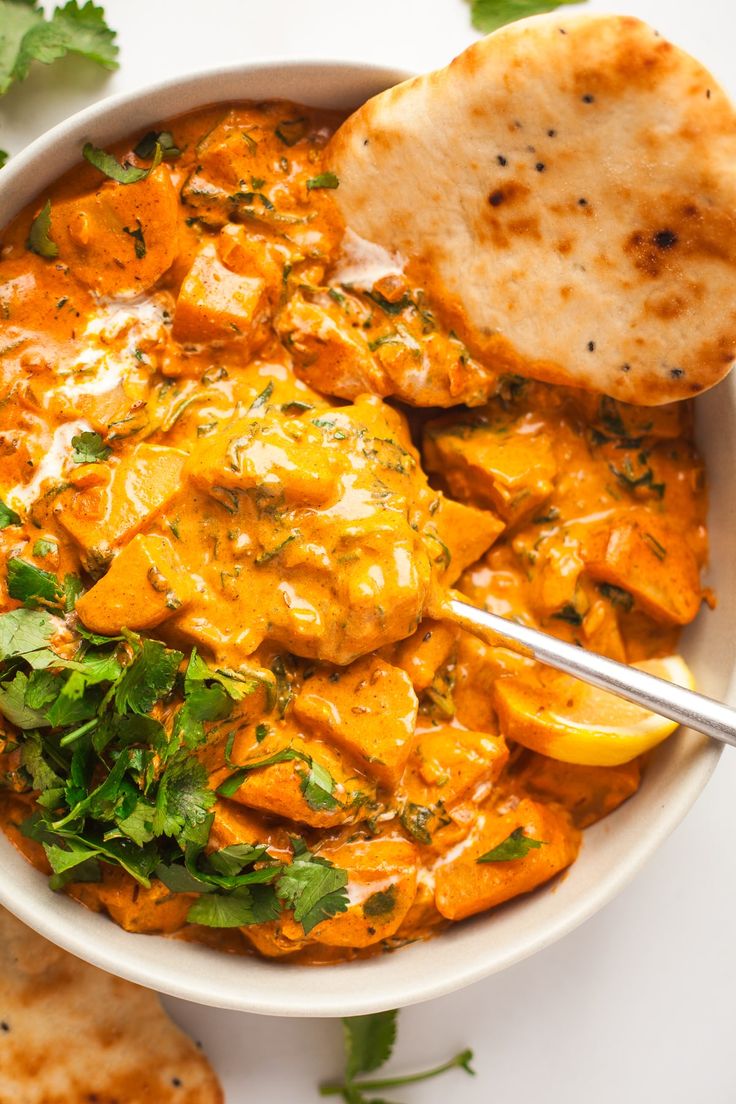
top-left (0, 906), bottom-right (223, 1104)
top-left (329, 13), bottom-right (736, 405)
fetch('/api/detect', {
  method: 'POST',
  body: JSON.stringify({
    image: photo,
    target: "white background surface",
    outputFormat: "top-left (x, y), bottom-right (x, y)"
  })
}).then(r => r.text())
top-left (2, 1), bottom-right (735, 1100)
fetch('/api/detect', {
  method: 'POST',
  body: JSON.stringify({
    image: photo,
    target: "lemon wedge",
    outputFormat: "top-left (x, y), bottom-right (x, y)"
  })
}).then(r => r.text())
top-left (494, 656), bottom-right (695, 767)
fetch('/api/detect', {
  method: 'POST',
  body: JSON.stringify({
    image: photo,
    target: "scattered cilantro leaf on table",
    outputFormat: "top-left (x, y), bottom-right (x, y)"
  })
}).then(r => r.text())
top-left (0, 1), bottom-right (119, 98)
top-left (320, 1009), bottom-right (475, 1101)
top-left (466, 0), bottom-right (586, 35)
top-left (477, 826), bottom-right (546, 862)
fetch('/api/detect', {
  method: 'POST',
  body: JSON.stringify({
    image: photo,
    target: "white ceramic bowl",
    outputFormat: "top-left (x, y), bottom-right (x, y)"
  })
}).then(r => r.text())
top-left (0, 60), bottom-right (730, 1018)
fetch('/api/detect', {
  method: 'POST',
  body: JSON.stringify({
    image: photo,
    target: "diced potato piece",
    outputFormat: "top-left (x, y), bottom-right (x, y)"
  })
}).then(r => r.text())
top-left (424, 419), bottom-right (557, 525)
top-left (56, 444), bottom-right (186, 569)
top-left (434, 797), bottom-right (580, 921)
top-left (280, 836), bottom-right (418, 948)
top-left (509, 751), bottom-right (641, 828)
top-left (430, 494), bottom-right (505, 584)
top-left (215, 730), bottom-right (376, 829)
top-left (398, 725), bottom-right (508, 812)
top-left (51, 168), bottom-right (179, 297)
top-left (583, 514), bottom-right (701, 625)
top-left (276, 289), bottom-right (391, 398)
top-left (172, 243), bottom-right (270, 348)
top-left (76, 533), bottom-right (194, 634)
top-left (293, 657), bottom-right (418, 786)
top-left (391, 619), bottom-right (457, 693)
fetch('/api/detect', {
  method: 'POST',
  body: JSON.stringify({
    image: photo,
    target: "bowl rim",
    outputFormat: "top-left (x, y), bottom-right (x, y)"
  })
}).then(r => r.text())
top-left (0, 56), bottom-right (726, 1018)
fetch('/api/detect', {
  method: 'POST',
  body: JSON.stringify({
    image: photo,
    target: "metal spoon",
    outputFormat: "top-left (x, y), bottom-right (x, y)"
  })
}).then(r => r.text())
top-left (447, 595), bottom-right (736, 750)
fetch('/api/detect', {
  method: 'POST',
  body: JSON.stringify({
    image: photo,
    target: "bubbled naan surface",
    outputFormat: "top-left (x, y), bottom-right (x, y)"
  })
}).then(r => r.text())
top-left (0, 906), bottom-right (223, 1104)
top-left (330, 13), bottom-right (736, 405)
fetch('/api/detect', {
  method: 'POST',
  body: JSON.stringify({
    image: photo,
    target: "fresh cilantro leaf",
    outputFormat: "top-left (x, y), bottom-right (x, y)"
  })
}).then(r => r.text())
top-left (0, 498), bottom-right (20, 528)
top-left (307, 171), bottom-right (339, 191)
top-left (466, 0), bottom-right (586, 35)
top-left (152, 754), bottom-right (215, 839)
top-left (344, 1011), bottom-right (398, 1080)
top-left (21, 732), bottom-right (63, 791)
top-left (0, 149), bottom-right (7, 168)
top-left (206, 843), bottom-right (269, 877)
top-left (32, 538), bottom-right (56, 558)
top-left (216, 746), bottom-right (306, 799)
top-left (477, 827), bottom-right (546, 862)
top-left (113, 798), bottom-right (156, 846)
top-left (0, 608), bottom-right (55, 660)
top-left (1, 1), bottom-right (118, 96)
top-left (7, 558), bottom-right (62, 609)
top-left (186, 884), bottom-right (280, 927)
top-left (321, 1010), bottom-right (475, 1100)
top-left (82, 139), bottom-right (162, 184)
top-left (0, 1), bottom-right (45, 96)
top-left (70, 430), bottom-right (110, 463)
top-left (63, 573), bottom-right (85, 612)
top-left (299, 759), bottom-right (339, 812)
top-left (156, 860), bottom-right (212, 895)
top-left (113, 638), bottom-right (182, 714)
top-left (133, 130), bottom-right (179, 160)
top-left (0, 671), bottom-right (52, 728)
top-left (24, 668), bottom-right (61, 711)
top-left (276, 839), bottom-right (349, 935)
top-left (27, 199), bottom-right (58, 258)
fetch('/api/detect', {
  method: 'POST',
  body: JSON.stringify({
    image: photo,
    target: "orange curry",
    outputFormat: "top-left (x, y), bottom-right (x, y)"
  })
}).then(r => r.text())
top-left (0, 102), bottom-right (707, 962)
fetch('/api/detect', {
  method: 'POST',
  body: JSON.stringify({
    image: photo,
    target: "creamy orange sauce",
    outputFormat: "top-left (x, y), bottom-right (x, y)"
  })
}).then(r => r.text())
top-left (0, 102), bottom-right (707, 963)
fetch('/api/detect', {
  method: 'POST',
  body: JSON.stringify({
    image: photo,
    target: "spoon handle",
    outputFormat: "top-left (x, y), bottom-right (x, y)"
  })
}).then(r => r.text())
top-left (448, 597), bottom-right (736, 750)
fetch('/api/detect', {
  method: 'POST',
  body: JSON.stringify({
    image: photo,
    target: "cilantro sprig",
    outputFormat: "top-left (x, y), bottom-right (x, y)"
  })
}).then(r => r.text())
top-left (466, 0), bottom-right (587, 35)
top-left (0, 1), bottom-right (118, 98)
top-left (320, 1010), bottom-right (475, 1102)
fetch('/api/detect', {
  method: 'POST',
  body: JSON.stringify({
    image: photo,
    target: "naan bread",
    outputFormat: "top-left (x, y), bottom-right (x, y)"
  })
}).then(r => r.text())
top-left (0, 907), bottom-right (223, 1104)
top-left (330, 14), bottom-right (736, 405)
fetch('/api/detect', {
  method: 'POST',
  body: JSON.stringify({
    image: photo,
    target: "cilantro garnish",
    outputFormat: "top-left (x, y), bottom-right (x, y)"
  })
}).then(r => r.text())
top-left (27, 199), bottom-right (58, 258)
top-left (477, 827), bottom-right (546, 862)
top-left (466, 0), bottom-right (586, 35)
top-left (7, 558), bottom-right (63, 609)
top-left (276, 837), bottom-right (348, 934)
top-left (275, 117), bottom-right (307, 146)
top-left (133, 130), bottom-right (180, 160)
top-left (0, 499), bottom-right (21, 529)
top-left (0, 589), bottom-right (347, 935)
top-left (70, 430), bottom-right (111, 464)
top-left (0, 1), bottom-right (119, 98)
top-left (320, 1009), bottom-right (475, 1101)
top-left (82, 138), bottom-right (163, 184)
top-left (307, 172), bottom-right (339, 191)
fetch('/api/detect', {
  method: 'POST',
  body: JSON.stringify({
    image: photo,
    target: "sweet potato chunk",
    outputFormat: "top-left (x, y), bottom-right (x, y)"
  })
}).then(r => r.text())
top-left (398, 725), bottom-right (508, 811)
top-left (56, 444), bottom-right (186, 570)
top-left (434, 797), bottom-right (580, 921)
top-left (583, 514), bottom-right (701, 625)
top-left (280, 836), bottom-right (419, 948)
top-left (173, 243), bottom-right (272, 349)
top-left (391, 619), bottom-right (457, 693)
top-left (293, 657), bottom-right (418, 787)
top-left (509, 751), bottom-right (641, 828)
top-left (215, 729), bottom-right (376, 829)
top-left (430, 493), bottom-right (505, 584)
top-left (423, 419), bottom-right (557, 525)
top-left (51, 167), bottom-right (179, 297)
top-left (76, 534), bottom-right (194, 634)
